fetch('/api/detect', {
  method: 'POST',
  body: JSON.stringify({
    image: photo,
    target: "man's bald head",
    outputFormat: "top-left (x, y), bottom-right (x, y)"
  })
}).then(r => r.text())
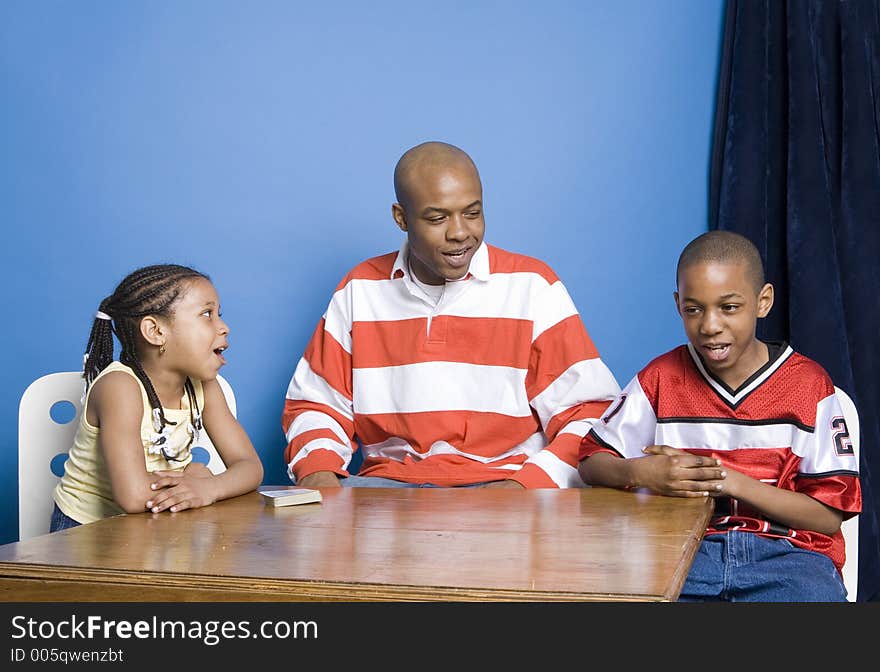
top-left (394, 142), bottom-right (481, 210)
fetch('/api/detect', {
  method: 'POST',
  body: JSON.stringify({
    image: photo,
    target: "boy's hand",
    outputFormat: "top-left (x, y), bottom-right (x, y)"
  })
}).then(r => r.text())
top-left (636, 445), bottom-right (726, 497)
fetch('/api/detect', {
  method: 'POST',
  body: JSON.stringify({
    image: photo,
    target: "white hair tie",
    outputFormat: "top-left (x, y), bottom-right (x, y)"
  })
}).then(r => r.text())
top-left (95, 311), bottom-right (112, 321)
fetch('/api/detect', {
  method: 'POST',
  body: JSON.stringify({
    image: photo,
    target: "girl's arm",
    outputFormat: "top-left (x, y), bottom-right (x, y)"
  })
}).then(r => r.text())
top-left (91, 372), bottom-right (162, 513)
top-left (146, 378), bottom-right (263, 512)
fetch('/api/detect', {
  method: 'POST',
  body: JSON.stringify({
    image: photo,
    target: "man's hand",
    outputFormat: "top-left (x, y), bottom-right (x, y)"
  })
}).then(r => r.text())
top-left (481, 480), bottom-right (525, 489)
top-left (298, 471), bottom-right (342, 488)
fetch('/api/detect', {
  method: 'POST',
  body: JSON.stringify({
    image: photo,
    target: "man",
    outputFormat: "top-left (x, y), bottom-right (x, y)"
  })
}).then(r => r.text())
top-left (283, 141), bottom-right (620, 488)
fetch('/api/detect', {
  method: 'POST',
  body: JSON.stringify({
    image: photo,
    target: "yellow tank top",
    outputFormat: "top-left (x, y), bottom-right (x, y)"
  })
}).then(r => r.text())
top-left (53, 362), bottom-right (204, 524)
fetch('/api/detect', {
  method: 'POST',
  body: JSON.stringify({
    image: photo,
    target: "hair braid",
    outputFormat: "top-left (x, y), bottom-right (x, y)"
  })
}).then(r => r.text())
top-left (83, 263), bottom-right (210, 437)
top-left (82, 297), bottom-right (116, 386)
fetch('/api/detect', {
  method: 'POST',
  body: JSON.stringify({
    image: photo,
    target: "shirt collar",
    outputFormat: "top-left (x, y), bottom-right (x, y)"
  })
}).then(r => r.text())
top-left (390, 240), bottom-right (490, 283)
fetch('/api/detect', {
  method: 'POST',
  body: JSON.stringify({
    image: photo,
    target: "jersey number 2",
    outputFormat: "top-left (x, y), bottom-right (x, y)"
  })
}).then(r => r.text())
top-left (831, 417), bottom-right (854, 456)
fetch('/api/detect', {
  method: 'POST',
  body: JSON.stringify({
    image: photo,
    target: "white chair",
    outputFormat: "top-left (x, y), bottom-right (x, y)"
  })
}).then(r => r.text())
top-left (835, 386), bottom-right (860, 602)
top-left (18, 371), bottom-right (235, 541)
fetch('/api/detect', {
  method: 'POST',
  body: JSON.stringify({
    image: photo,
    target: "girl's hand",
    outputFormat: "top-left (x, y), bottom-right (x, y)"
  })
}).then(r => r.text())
top-left (145, 469), bottom-right (218, 513)
top-left (181, 461), bottom-right (213, 478)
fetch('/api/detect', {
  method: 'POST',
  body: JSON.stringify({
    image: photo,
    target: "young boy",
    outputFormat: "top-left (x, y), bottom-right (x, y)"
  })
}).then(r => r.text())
top-left (578, 231), bottom-right (861, 601)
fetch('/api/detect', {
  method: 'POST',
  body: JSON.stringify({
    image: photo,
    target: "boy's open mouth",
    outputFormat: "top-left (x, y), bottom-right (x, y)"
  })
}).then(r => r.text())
top-left (703, 343), bottom-right (731, 361)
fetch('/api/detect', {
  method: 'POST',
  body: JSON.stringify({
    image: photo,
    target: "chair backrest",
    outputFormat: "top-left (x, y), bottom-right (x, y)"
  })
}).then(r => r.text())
top-left (18, 371), bottom-right (234, 541)
top-left (835, 386), bottom-right (860, 602)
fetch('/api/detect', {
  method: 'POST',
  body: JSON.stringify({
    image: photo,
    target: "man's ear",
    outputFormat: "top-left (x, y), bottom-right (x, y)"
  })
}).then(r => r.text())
top-left (756, 283), bottom-right (774, 318)
top-left (673, 290), bottom-right (681, 314)
top-left (391, 203), bottom-right (407, 232)
top-left (140, 316), bottom-right (165, 347)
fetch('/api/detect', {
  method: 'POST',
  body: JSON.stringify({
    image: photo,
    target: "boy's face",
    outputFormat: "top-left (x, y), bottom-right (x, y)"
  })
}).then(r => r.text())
top-left (674, 261), bottom-right (774, 389)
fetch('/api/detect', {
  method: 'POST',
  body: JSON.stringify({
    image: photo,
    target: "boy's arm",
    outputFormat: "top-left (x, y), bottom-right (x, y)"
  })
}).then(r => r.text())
top-left (642, 446), bottom-right (843, 534)
top-left (688, 383), bottom-right (861, 536)
top-left (707, 460), bottom-right (843, 535)
top-left (577, 372), bottom-right (724, 496)
top-left (578, 451), bottom-right (635, 489)
top-left (581, 445), bottom-right (725, 497)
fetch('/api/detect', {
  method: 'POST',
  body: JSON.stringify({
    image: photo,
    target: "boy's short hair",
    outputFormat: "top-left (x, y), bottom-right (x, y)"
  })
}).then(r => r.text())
top-left (676, 230), bottom-right (765, 292)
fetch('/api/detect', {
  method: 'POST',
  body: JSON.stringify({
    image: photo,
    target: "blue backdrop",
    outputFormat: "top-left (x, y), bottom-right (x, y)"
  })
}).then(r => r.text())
top-left (0, 0), bottom-right (724, 544)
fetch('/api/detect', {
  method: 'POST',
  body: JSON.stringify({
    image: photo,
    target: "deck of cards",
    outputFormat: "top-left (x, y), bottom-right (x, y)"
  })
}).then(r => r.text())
top-left (259, 487), bottom-right (323, 507)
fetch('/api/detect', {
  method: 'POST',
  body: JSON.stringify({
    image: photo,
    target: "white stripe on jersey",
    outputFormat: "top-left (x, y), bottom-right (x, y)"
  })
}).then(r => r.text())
top-left (525, 450), bottom-right (586, 488)
top-left (334, 272), bottom-right (570, 331)
top-left (363, 431), bottom-right (546, 464)
top-left (530, 359), bottom-right (620, 427)
top-left (557, 418), bottom-right (599, 438)
top-left (323, 289), bottom-right (352, 353)
top-left (805, 392), bottom-right (860, 475)
top-left (287, 359), bottom-right (353, 418)
top-left (590, 377), bottom-right (657, 458)
top-left (655, 421), bottom-right (814, 453)
top-left (286, 437), bottom-right (355, 479)
top-left (596, 376), bottom-right (816, 457)
top-left (530, 281), bottom-right (579, 341)
top-left (284, 409), bottom-right (350, 446)
top-left (352, 361), bottom-right (530, 415)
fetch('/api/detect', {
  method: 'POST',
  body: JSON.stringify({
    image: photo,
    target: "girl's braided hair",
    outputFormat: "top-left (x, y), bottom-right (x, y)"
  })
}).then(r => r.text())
top-left (83, 264), bottom-right (209, 439)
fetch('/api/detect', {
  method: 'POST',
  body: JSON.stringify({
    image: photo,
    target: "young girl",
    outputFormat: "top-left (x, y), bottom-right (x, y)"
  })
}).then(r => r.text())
top-left (50, 264), bottom-right (263, 531)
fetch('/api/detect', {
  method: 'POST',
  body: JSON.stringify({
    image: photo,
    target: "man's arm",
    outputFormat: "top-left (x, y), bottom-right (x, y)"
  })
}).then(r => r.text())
top-left (515, 279), bottom-right (621, 488)
top-left (282, 346), bottom-right (355, 484)
top-left (283, 286), bottom-right (358, 485)
top-left (298, 471), bottom-right (341, 488)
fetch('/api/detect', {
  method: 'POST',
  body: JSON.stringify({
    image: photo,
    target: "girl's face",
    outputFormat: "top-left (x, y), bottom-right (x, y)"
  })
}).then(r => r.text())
top-left (161, 278), bottom-right (229, 382)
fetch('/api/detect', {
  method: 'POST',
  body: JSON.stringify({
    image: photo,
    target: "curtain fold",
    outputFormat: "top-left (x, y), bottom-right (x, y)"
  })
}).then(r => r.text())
top-left (710, 0), bottom-right (880, 601)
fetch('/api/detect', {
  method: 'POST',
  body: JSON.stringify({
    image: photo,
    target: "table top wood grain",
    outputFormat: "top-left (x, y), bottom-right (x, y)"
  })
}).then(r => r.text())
top-left (0, 486), bottom-right (712, 602)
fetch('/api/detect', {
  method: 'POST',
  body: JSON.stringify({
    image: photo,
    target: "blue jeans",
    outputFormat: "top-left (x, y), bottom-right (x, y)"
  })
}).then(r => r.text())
top-left (339, 475), bottom-right (489, 488)
top-left (679, 531), bottom-right (847, 602)
top-left (49, 503), bottom-right (82, 533)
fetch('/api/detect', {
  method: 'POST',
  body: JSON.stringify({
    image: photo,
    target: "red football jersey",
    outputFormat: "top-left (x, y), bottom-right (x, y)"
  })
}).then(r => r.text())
top-left (580, 343), bottom-right (861, 572)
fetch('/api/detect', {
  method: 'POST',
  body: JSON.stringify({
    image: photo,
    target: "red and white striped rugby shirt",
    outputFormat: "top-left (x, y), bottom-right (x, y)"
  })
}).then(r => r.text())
top-left (282, 241), bottom-right (620, 488)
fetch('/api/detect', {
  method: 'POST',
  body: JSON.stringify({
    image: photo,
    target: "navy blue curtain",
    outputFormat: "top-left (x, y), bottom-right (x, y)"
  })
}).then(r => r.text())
top-left (710, 0), bottom-right (880, 601)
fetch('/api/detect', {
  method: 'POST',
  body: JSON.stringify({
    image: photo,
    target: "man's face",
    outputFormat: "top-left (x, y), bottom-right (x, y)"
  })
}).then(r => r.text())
top-left (392, 161), bottom-right (485, 285)
top-left (674, 261), bottom-right (773, 389)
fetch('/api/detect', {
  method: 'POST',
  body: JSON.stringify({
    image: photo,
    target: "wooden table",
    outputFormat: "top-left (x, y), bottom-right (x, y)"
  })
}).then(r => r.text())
top-left (0, 487), bottom-right (712, 602)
